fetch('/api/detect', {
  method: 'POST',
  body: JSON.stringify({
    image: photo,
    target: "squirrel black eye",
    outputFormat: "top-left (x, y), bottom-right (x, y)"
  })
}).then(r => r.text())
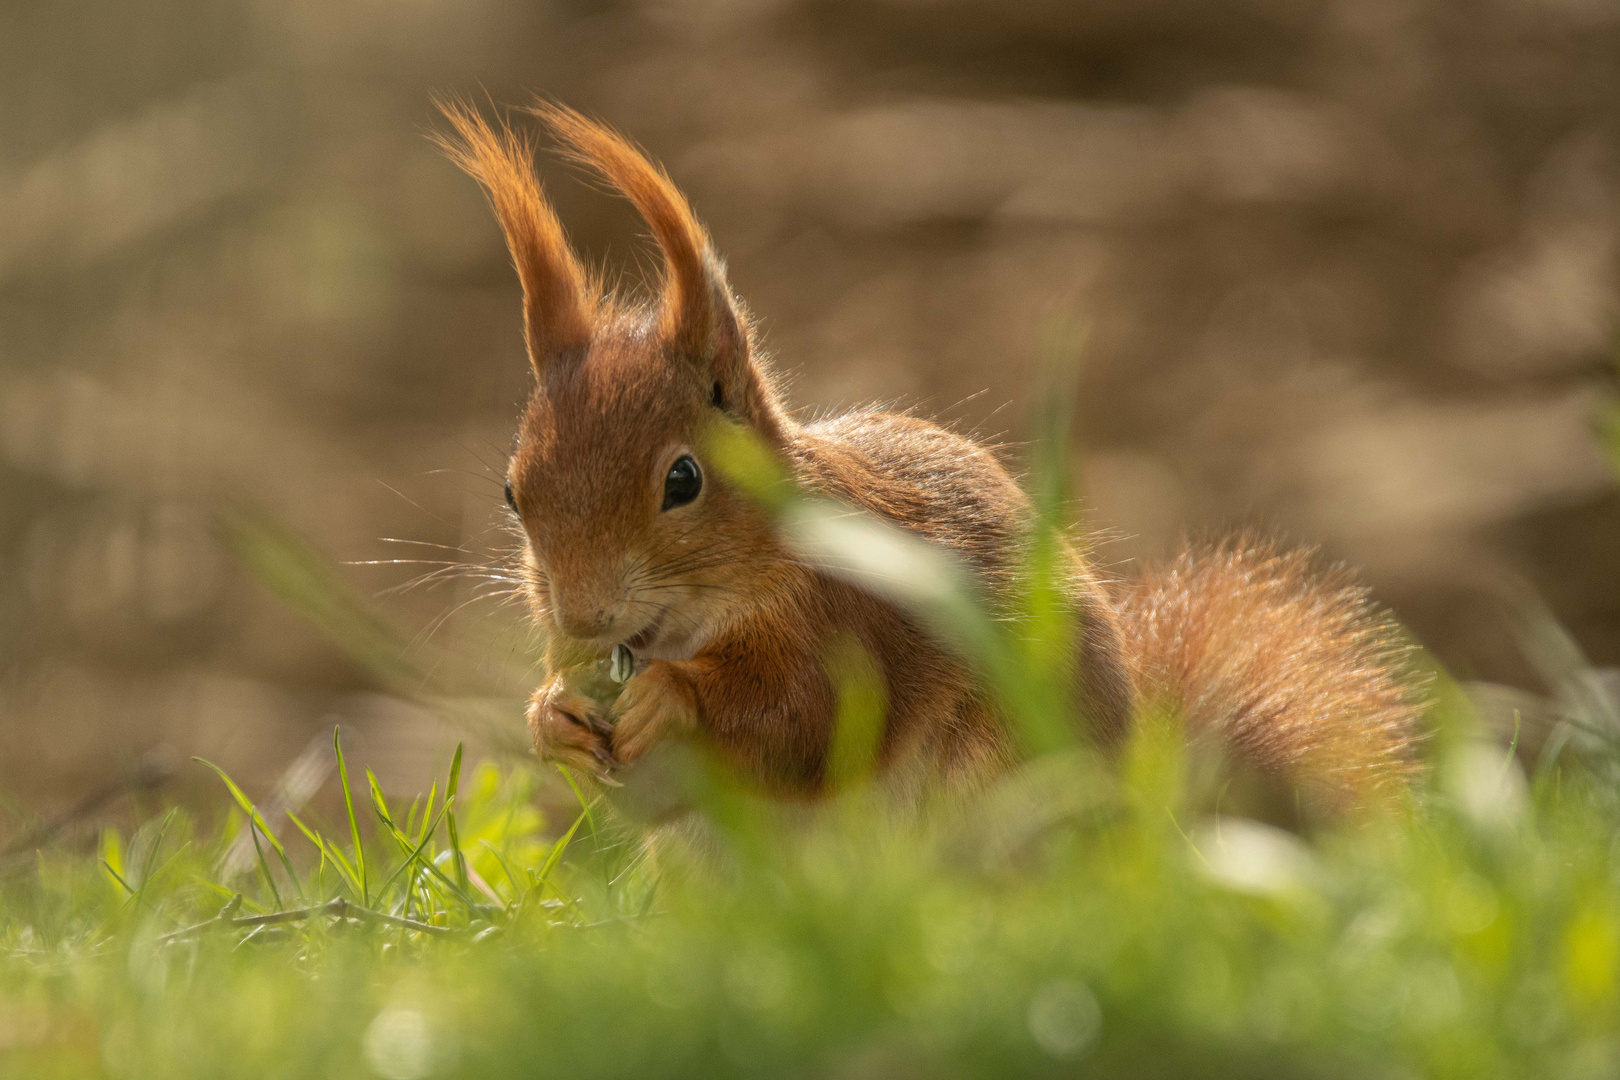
top-left (504, 480), bottom-right (517, 513)
top-left (662, 455), bottom-right (702, 511)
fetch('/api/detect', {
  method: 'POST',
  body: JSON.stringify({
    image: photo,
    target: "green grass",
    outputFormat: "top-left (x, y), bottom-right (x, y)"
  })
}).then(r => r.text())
top-left (4, 390), bottom-right (1619, 1079)
top-left (6, 716), bottom-right (1620, 1079)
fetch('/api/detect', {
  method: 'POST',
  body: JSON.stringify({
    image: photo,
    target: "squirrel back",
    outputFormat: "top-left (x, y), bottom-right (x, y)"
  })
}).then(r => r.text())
top-left (793, 409), bottom-right (1136, 767)
top-left (436, 101), bottom-right (1421, 805)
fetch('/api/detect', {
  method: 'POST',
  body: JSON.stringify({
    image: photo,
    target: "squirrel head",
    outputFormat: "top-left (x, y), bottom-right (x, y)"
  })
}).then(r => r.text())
top-left (438, 101), bottom-right (791, 654)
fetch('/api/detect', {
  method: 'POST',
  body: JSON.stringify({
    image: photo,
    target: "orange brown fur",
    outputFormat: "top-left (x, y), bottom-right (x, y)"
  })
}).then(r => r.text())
top-left (437, 101), bottom-right (1420, 802)
top-left (1114, 540), bottom-right (1423, 807)
top-left (528, 102), bottom-right (734, 362)
top-left (433, 102), bottom-right (596, 359)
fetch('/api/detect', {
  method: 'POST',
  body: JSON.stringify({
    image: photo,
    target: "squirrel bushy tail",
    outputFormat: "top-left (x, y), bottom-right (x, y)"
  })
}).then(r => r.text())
top-left (1113, 539), bottom-right (1425, 809)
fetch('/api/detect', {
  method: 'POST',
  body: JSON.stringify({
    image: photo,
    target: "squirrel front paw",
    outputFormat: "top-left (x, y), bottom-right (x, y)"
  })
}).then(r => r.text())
top-left (608, 660), bottom-right (699, 766)
top-left (528, 675), bottom-right (615, 782)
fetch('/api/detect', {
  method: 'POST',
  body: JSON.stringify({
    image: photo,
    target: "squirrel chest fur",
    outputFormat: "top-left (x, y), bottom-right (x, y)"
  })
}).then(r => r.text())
top-left (439, 102), bottom-right (1420, 807)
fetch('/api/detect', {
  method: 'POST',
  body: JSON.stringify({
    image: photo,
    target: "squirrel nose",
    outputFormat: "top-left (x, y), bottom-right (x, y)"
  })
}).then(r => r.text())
top-left (547, 568), bottom-right (627, 640)
top-left (555, 608), bottom-right (613, 640)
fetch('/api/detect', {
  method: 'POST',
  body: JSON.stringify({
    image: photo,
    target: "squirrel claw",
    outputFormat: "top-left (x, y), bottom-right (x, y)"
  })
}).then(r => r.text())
top-left (607, 661), bottom-right (698, 767)
top-left (529, 677), bottom-right (615, 778)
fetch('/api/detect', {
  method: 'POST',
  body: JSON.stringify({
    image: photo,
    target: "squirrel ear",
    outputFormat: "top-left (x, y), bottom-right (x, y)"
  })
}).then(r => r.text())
top-left (434, 100), bottom-right (594, 372)
top-left (527, 102), bottom-right (746, 373)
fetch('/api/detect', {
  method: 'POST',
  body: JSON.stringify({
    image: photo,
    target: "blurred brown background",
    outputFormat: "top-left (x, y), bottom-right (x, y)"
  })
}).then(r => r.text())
top-left (2, 0), bottom-right (1617, 817)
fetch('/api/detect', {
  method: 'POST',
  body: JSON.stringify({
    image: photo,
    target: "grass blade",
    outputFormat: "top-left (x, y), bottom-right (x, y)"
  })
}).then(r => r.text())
top-left (285, 809), bottom-right (363, 900)
top-left (102, 860), bottom-right (136, 897)
top-left (415, 782), bottom-right (439, 844)
top-left (367, 768), bottom-right (396, 830)
top-left (384, 800), bottom-right (475, 910)
top-left (194, 759), bottom-right (288, 861)
top-left (445, 743), bottom-right (469, 892)
top-left (333, 727), bottom-right (367, 906)
top-left (195, 758), bottom-right (304, 900)
top-left (374, 799), bottom-right (452, 904)
top-left (477, 839), bottom-right (521, 900)
top-left (355, 758), bottom-right (474, 912)
top-left (533, 809), bottom-right (586, 899)
top-left (248, 819), bottom-right (283, 910)
top-left (555, 766), bottom-right (597, 841)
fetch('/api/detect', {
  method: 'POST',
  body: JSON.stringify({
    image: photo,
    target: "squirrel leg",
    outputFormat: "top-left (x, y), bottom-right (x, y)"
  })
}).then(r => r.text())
top-left (529, 675), bottom-right (616, 782)
top-left (607, 660), bottom-right (700, 767)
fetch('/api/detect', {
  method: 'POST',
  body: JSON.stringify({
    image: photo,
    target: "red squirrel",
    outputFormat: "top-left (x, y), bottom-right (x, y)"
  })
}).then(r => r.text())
top-left (436, 102), bottom-right (1421, 807)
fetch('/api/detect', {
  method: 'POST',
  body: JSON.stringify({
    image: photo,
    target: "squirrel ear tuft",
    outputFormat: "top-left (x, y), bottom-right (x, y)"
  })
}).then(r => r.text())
top-left (526, 101), bottom-right (745, 372)
top-left (434, 99), bottom-right (594, 372)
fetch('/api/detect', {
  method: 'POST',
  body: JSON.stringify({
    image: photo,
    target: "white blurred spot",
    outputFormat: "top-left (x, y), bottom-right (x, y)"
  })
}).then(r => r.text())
top-left (1444, 741), bottom-right (1529, 830)
top-left (1027, 979), bottom-right (1101, 1060)
top-left (783, 498), bottom-right (974, 616)
top-left (1193, 817), bottom-right (1319, 898)
top-left (364, 1007), bottom-right (436, 1080)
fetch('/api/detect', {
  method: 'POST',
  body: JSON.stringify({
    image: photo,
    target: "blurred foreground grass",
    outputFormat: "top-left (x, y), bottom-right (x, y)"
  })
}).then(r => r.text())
top-left (8, 707), bottom-right (1620, 1079)
top-left (4, 403), bottom-right (1620, 1080)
